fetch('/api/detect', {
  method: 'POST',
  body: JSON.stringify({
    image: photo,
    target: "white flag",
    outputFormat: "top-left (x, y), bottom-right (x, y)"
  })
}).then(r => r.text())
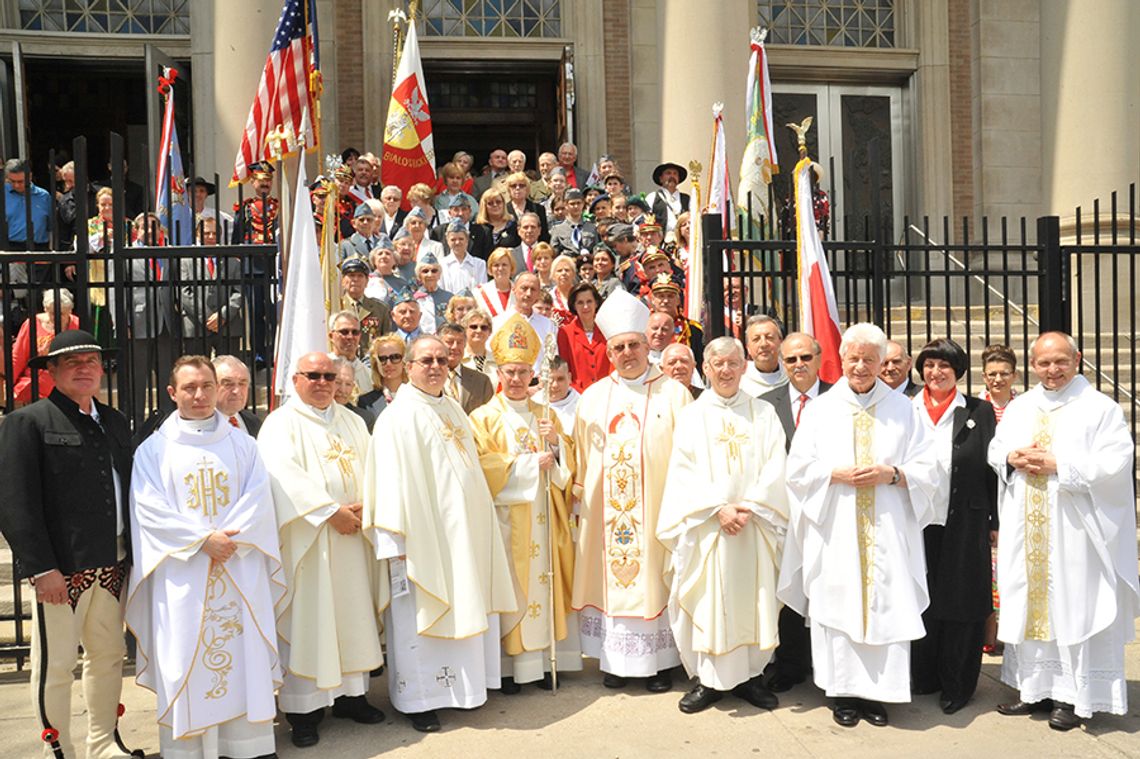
top-left (273, 159), bottom-right (328, 399)
top-left (706, 103), bottom-right (733, 238)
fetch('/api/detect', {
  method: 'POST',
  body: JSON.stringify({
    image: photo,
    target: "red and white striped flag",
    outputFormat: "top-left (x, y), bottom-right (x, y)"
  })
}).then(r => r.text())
top-left (794, 156), bottom-right (842, 382)
top-left (382, 21), bottom-right (436, 207)
top-left (231, 0), bottom-right (316, 186)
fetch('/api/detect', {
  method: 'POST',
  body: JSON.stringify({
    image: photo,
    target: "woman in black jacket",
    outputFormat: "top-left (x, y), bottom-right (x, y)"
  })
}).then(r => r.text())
top-left (909, 337), bottom-right (998, 714)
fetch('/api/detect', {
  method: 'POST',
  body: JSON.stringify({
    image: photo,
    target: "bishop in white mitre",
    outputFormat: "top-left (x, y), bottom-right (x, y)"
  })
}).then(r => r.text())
top-left (988, 332), bottom-right (1139, 729)
top-left (127, 357), bottom-right (282, 759)
top-left (258, 352), bottom-right (386, 749)
top-left (777, 323), bottom-right (941, 729)
top-left (572, 289), bottom-right (692, 691)
top-left (657, 336), bottom-right (789, 714)
top-left (469, 314), bottom-right (582, 692)
top-left (364, 335), bottom-right (517, 733)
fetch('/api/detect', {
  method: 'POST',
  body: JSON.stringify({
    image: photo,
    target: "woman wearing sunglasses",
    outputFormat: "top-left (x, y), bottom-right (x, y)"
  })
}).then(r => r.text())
top-left (358, 334), bottom-right (408, 416)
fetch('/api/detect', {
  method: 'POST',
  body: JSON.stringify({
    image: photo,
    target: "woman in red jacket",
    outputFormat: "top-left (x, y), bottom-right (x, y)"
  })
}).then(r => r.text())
top-left (556, 282), bottom-right (611, 392)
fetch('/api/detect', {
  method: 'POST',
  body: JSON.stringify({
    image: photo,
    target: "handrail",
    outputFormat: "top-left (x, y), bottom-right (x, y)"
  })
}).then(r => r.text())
top-left (904, 224), bottom-right (1135, 404)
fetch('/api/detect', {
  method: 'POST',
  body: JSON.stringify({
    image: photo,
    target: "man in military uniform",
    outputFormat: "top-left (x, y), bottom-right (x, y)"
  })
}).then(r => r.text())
top-left (649, 272), bottom-right (704, 370)
top-left (0, 331), bottom-right (140, 759)
top-left (340, 256), bottom-right (392, 359)
top-left (232, 161), bottom-right (280, 367)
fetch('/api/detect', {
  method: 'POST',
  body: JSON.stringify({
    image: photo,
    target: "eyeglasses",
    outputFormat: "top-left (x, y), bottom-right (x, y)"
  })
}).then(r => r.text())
top-left (420, 267), bottom-right (440, 275)
top-left (509, 183), bottom-right (527, 189)
top-left (486, 199), bottom-right (503, 206)
top-left (298, 371), bottom-right (338, 382)
top-left (333, 328), bottom-right (361, 336)
top-left (610, 341), bottom-right (643, 353)
top-left (411, 357), bottom-right (449, 367)
top-left (467, 324), bottom-right (491, 332)
top-left (782, 353), bottom-right (817, 365)
top-left (375, 353), bottom-right (403, 364)
top-left (984, 370), bottom-right (1013, 380)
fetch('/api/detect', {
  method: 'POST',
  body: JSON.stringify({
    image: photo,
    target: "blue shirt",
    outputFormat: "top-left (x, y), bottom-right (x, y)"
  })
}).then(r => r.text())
top-left (4, 182), bottom-right (52, 244)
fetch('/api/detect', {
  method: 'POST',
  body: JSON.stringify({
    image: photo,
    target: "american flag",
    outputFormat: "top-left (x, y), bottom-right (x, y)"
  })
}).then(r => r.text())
top-left (231, 0), bottom-right (316, 186)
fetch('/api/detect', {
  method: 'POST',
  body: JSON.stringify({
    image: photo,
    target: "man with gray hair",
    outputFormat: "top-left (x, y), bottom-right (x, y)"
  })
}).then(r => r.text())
top-left (660, 343), bottom-right (701, 399)
top-left (212, 354), bottom-right (261, 436)
top-left (328, 310), bottom-right (373, 394)
top-left (659, 336), bottom-right (788, 714)
top-left (377, 184), bottom-right (407, 239)
top-left (880, 340), bottom-right (921, 397)
top-left (740, 314), bottom-right (788, 398)
top-left (778, 322), bottom-right (942, 728)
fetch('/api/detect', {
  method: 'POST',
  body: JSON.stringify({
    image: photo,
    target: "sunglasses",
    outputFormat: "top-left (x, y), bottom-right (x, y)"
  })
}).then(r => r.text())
top-left (467, 324), bottom-right (491, 332)
top-left (375, 353), bottom-right (403, 364)
top-left (298, 371), bottom-right (338, 382)
top-left (411, 356), bottom-right (449, 367)
top-left (782, 353), bottom-right (817, 365)
top-left (334, 328), bottom-right (361, 336)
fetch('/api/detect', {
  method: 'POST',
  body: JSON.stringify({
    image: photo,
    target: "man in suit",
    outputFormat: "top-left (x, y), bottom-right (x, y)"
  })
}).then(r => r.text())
top-left (0, 331), bottom-right (141, 759)
top-left (214, 354), bottom-right (262, 436)
top-left (130, 215), bottom-right (181, 419)
top-left (182, 217), bottom-right (244, 358)
top-left (881, 339), bottom-right (922, 397)
top-left (338, 203), bottom-right (377, 266)
top-left (472, 148), bottom-right (511, 200)
top-left (511, 212), bottom-right (545, 277)
top-left (438, 321), bottom-right (494, 414)
top-left (556, 142), bottom-right (590, 189)
top-left (341, 257), bottom-right (393, 357)
top-left (661, 343), bottom-right (702, 399)
top-left (549, 189), bottom-right (598, 258)
top-left (759, 331), bottom-right (832, 692)
top-left (376, 185), bottom-right (407, 239)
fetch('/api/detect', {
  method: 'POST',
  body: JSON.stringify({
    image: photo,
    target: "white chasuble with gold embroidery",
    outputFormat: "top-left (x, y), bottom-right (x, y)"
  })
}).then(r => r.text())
top-left (364, 386), bottom-right (517, 713)
top-left (258, 400), bottom-right (384, 693)
top-left (988, 375), bottom-right (1138, 718)
top-left (657, 390), bottom-right (788, 689)
top-left (571, 367), bottom-right (692, 619)
top-left (468, 394), bottom-right (583, 683)
top-left (777, 378), bottom-right (941, 702)
top-left (127, 412), bottom-right (283, 742)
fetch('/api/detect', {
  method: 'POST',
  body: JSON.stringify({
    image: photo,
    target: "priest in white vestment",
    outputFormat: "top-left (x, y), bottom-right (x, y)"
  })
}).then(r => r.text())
top-left (127, 356), bottom-right (283, 759)
top-left (739, 314), bottom-right (788, 398)
top-left (364, 335), bottom-right (517, 733)
top-left (988, 332), bottom-right (1139, 730)
top-left (571, 289), bottom-right (693, 691)
top-left (777, 323), bottom-right (941, 728)
top-left (470, 315), bottom-right (582, 692)
top-left (658, 336), bottom-right (789, 714)
top-left (258, 352), bottom-right (386, 749)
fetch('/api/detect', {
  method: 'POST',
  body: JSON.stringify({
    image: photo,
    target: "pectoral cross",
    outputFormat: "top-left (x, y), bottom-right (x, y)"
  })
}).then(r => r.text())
top-left (716, 419), bottom-right (750, 474)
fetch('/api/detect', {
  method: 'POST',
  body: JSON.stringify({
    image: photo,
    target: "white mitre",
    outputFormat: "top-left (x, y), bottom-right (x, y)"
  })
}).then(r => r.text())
top-left (595, 287), bottom-right (649, 339)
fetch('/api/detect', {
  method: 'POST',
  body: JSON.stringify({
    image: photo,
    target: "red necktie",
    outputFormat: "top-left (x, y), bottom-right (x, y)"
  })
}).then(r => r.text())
top-left (795, 393), bottom-right (809, 428)
top-left (228, 415), bottom-right (240, 428)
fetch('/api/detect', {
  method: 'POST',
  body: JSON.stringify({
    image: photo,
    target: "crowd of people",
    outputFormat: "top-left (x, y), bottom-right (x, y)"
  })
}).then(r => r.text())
top-left (0, 145), bottom-right (1136, 759)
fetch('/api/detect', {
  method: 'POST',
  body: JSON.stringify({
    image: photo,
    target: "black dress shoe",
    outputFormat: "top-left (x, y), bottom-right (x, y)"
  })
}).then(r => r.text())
top-left (290, 722), bottom-right (320, 748)
top-left (646, 669), bottom-right (673, 693)
top-left (1049, 702), bottom-right (1082, 731)
top-left (370, 665), bottom-right (385, 678)
top-left (407, 710), bottom-right (441, 733)
top-left (860, 700), bottom-right (889, 727)
top-left (940, 696), bottom-right (969, 715)
top-left (833, 698), bottom-right (860, 727)
top-left (499, 676), bottom-right (522, 695)
top-left (997, 698), bottom-right (1053, 716)
top-left (732, 678), bottom-right (779, 710)
top-left (765, 671), bottom-right (805, 694)
top-left (678, 684), bottom-right (723, 714)
top-left (332, 695), bottom-right (386, 724)
top-left (603, 672), bottom-right (628, 689)
top-left (911, 684), bottom-right (941, 696)
top-left (535, 672), bottom-right (554, 690)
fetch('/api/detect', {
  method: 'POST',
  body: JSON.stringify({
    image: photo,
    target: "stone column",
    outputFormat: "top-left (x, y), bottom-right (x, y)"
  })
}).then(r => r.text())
top-left (657, 0), bottom-right (751, 197)
top-left (1040, 0), bottom-right (1140, 215)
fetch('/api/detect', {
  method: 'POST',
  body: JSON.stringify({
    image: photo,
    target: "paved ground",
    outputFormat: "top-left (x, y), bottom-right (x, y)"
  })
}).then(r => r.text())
top-left (4, 640), bottom-right (1140, 759)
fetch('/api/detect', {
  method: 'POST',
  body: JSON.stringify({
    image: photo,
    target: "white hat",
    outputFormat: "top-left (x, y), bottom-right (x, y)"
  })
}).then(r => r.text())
top-left (595, 288), bottom-right (649, 339)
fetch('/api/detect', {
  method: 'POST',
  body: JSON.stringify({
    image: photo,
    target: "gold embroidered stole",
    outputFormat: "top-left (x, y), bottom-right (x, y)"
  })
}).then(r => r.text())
top-left (853, 408), bottom-right (876, 633)
top-left (1024, 409), bottom-right (1054, 640)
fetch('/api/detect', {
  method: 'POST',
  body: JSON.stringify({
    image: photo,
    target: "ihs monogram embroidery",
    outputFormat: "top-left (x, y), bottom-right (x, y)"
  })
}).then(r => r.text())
top-left (184, 456), bottom-right (231, 518)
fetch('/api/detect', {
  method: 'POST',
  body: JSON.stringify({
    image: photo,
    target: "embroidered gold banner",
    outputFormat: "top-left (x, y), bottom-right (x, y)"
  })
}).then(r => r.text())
top-left (853, 408), bottom-right (876, 634)
top-left (1024, 409), bottom-right (1054, 640)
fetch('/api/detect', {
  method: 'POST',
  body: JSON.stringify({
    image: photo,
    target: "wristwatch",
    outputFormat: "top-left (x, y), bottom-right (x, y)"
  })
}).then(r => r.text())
top-left (890, 466), bottom-right (901, 485)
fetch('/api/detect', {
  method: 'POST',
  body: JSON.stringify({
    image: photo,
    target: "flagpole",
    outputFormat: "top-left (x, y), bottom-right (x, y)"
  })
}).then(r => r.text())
top-left (388, 8), bottom-right (408, 87)
top-left (538, 322), bottom-right (562, 694)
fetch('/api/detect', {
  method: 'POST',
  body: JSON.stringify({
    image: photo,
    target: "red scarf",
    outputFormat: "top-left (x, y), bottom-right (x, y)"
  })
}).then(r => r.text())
top-left (923, 385), bottom-right (957, 425)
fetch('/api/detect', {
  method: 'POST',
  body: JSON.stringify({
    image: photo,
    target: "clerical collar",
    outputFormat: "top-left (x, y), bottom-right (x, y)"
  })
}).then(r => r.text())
top-left (176, 414), bottom-right (219, 434)
top-left (618, 367), bottom-right (651, 386)
top-left (757, 367), bottom-right (783, 384)
top-left (409, 383), bottom-right (445, 402)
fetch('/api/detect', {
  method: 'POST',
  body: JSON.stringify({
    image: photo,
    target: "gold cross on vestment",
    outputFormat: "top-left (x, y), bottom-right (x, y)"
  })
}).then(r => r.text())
top-left (323, 434), bottom-right (358, 492)
top-left (527, 602), bottom-right (542, 619)
top-left (439, 417), bottom-right (472, 466)
top-left (716, 419), bottom-right (750, 474)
